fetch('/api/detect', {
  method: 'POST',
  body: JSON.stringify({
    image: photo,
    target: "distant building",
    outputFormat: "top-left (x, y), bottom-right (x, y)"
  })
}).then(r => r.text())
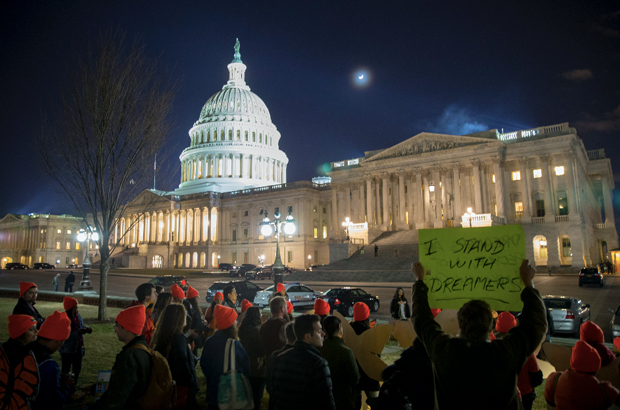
top-left (2, 42), bottom-right (617, 271)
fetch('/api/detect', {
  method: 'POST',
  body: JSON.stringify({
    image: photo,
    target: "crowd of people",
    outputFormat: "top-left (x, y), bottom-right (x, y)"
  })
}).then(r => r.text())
top-left (3, 259), bottom-right (620, 410)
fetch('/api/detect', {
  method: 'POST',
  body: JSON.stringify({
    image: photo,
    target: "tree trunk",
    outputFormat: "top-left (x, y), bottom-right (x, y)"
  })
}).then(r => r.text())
top-left (98, 243), bottom-right (110, 320)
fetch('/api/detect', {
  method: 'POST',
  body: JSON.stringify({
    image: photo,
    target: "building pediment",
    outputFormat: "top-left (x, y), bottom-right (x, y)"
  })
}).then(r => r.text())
top-left (127, 189), bottom-right (169, 208)
top-left (0, 214), bottom-right (24, 224)
top-left (364, 133), bottom-right (501, 162)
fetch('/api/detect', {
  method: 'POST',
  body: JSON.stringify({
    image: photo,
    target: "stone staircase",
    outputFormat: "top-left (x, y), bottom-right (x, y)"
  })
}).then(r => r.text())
top-left (288, 230), bottom-right (420, 282)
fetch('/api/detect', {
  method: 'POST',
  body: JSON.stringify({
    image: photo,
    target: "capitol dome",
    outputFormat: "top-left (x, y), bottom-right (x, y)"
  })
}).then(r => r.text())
top-left (174, 39), bottom-right (289, 195)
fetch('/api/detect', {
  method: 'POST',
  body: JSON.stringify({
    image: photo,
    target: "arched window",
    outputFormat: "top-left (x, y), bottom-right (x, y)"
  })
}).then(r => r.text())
top-left (252, 132), bottom-right (256, 142)
top-left (221, 130), bottom-right (225, 141)
top-left (245, 131), bottom-right (248, 141)
top-left (236, 130), bottom-right (240, 140)
top-left (228, 130), bottom-right (233, 140)
top-left (259, 133), bottom-right (262, 143)
top-left (153, 255), bottom-right (163, 268)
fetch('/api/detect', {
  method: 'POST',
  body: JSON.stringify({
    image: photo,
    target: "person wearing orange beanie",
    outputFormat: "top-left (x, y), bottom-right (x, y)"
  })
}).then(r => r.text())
top-left (183, 285), bottom-right (208, 354)
top-left (545, 340), bottom-right (620, 409)
top-left (495, 312), bottom-right (517, 334)
top-left (200, 304), bottom-right (250, 409)
top-left (3, 315), bottom-right (38, 368)
top-left (350, 302), bottom-right (379, 407)
top-left (59, 297), bottom-right (92, 385)
top-left (90, 304), bottom-right (153, 410)
top-left (580, 321), bottom-right (614, 366)
top-left (29, 311), bottom-right (72, 410)
top-left (241, 299), bottom-right (253, 313)
top-left (205, 291), bottom-right (225, 330)
top-left (13, 282), bottom-right (44, 327)
top-left (170, 283), bottom-right (185, 302)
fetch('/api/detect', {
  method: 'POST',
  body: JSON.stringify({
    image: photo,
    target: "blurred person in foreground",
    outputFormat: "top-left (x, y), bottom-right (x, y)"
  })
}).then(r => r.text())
top-left (411, 259), bottom-right (546, 410)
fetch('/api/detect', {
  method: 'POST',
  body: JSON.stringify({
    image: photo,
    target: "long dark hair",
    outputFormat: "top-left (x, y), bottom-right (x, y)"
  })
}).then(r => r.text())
top-left (239, 307), bottom-right (261, 332)
top-left (152, 304), bottom-right (186, 351)
top-left (188, 296), bottom-right (203, 317)
top-left (323, 316), bottom-right (341, 339)
top-left (152, 292), bottom-right (173, 324)
top-left (393, 287), bottom-right (406, 302)
top-left (217, 323), bottom-right (239, 340)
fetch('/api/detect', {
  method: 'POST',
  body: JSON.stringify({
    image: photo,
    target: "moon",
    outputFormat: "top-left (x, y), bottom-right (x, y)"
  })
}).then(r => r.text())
top-left (359, 74), bottom-right (364, 79)
top-left (352, 68), bottom-right (371, 88)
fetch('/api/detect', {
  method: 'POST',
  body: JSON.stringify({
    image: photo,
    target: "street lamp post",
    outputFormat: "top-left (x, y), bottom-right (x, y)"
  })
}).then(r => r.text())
top-left (342, 217), bottom-right (353, 241)
top-left (464, 207), bottom-right (475, 228)
top-left (76, 227), bottom-right (98, 292)
top-left (260, 207), bottom-right (296, 286)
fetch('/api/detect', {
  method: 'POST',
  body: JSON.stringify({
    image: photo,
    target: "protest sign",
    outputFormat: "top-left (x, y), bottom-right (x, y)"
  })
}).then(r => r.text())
top-left (418, 224), bottom-right (526, 311)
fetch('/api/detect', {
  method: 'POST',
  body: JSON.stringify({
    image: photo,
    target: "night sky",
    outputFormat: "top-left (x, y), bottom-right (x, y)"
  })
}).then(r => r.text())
top-left (1, 1), bottom-right (619, 227)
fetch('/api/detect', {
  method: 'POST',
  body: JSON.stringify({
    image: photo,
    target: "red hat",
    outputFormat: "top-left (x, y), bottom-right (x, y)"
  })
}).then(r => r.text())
top-left (214, 305), bottom-right (237, 330)
top-left (495, 312), bottom-right (517, 333)
top-left (241, 299), bottom-right (252, 313)
top-left (614, 337), bottom-right (620, 351)
top-left (580, 321), bottom-right (604, 344)
top-left (38, 311), bottom-right (71, 341)
top-left (214, 291), bottom-right (224, 301)
top-left (63, 296), bottom-right (78, 312)
top-left (8, 315), bottom-right (37, 339)
top-left (276, 283), bottom-right (285, 293)
top-left (571, 340), bottom-right (601, 373)
top-left (187, 286), bottom-right (199, 300)
top-left (19, 282), bottom-right (37, 298)
top-left (116, 305), bottom-right (146, 335)
top-left (287, 300), bottom-right (294, 314)
top-left (170, 284), bottom-right (185, 299)
top-left (431, 308), bottom-right (441, 318)
top-left (353, 302), bottom-right (370, 322)
top-left (314, 298), bottom-right (330, 316)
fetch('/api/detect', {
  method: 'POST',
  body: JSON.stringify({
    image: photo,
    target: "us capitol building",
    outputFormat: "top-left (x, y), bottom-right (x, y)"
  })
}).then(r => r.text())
top-left (1, 42), bottom-right (618, 272)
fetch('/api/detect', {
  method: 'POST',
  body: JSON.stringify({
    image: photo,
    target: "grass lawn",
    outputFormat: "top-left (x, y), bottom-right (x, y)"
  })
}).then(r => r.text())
top-left (0, 298), bottom-right (548, 409)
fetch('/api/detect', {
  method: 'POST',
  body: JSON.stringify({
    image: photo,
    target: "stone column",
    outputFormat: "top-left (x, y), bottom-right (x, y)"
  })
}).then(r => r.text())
top-left (433, 166), bottom-right (444, 228)
top-left (492, 156), bottom-right (506, 220)
top-left (214, 154), bottom-right (220, 178)
top-left (344, 183), bottom-right (351, 220)
top-left (201, 156), bottom-right (207, 179)
top-left (541, 154), bottom-right (554, 221)
top-left (452, 163), bottom-right (462, 227)
top-left (397, 170), bottom-right (406, 228)
top-left (381, 172), bottom-right (390, 230)
top-left (283, 164), bottom-right (287, 183)
top-left (602, 173), bottom-right (615, 226)
top-left (471, 159), bottom-right (483, 213)
top-left (164, 211), bottom-right (170, 242)
top-left (375, 177), bottom-right (381, 226)
top-left (364, 175), bottom-right (373, 226)
top-left (331, 184), bottom-right (339, 234)
top-left (232, 154), bottom-right (238, 178)
top-left (358, 181), bottom-right (365, 223)
top-left (564, 150), bottom-right (577, 216)
top-left (207, 207), bottom-right (213, 243)
top-left (518, 157), bottom-right (532, 222)
top-left (422, 170), bottom-right (431, 225)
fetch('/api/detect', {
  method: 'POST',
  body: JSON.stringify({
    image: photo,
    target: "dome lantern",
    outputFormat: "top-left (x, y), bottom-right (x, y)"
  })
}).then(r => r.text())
top-left (227, 38), bottom-right (247, 88)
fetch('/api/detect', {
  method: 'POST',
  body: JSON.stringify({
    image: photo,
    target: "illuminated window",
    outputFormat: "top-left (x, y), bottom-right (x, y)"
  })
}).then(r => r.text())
top-left (66, 241), bottom-right (70, 250)
top-left (515, 202), bottom-right (523, 218)
top-left (56, 241), bottom-right (61, 250)
top-left (288, 251), bottom-right (293, 263)
top-left (67, 230), bottom-right (71, 234)
top-left (554, 166), bottom-right (565, 176)
top-left (40, 229), bottom-right (43, 234)
top-left (258, 235), bottom-right (264, 240)
top-left (323, 226), bottom-right (327, 238)
top-left (405, 211), bottom-right (409, 225)
top-left (512, 171), bottom-right (521, 181)
top-left (494, 203), bottom-right (497, 216)
top-left (314, 227), bottom-right (318, 238)
top-left (492, 174), bottom-right (495, 183)
top-left (539, 241), bottom-right (548, 258)
top-left (75, 243), bottom-right (80, 250)
top-left (562, 238), bottom-right (572, 257)
top-left (57, 229), bottom-right (61, 234)
top-left (533, 169), bottom-right (542, 178)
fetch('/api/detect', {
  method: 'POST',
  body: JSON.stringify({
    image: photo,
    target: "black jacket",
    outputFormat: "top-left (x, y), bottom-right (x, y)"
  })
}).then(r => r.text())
top-left (155, 333), bottom-right (199, 395)
top-left (319, 337), bottom-right (360, 410)
top-left (89, 336), bottom-right (152, 410)
top-left (29, 342), bottom-right (72, 410)
top-left (412, 280), bottom-right (547, 410)
top-left (390, 297), bottom-right (411, 320)
top-left (270, 341), bottom-right (336, 410)
top-left (65, 272), bottom-right (75, 284)
top-left (13, 298), bottom-right (44, 327)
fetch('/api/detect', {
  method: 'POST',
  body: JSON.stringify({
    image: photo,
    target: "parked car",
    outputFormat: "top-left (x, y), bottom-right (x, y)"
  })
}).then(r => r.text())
top-left (148, 275), bottom-right (188, 291)
top-left (245, 267), bottom-right (272, 281)
top-left (253, 282), bottom-right (323, 309)
top-left (322, 287), bottom-right (380, 317)
top-left (230, 264), bottom-right (256, 278)
top-left (66, 264), bottom-right (81, 269)
top-left (579, 267), bottom-right (605, 287)
top-left (33, 263), bottom-right (55, 269)
top-left (543, 295), bottom-right (590, 337)
top-left (5, 263), bottom-right (28, 270)
top-left (205, 280), bottom-right (263, 305)
top-left (609, 303), bottom-right (620, 340)
top-left (218, 263), bottom-right (235, 271)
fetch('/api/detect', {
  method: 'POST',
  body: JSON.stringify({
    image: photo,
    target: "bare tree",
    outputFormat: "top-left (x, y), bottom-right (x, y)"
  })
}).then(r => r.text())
top-left (38, 31), bottom-right (176, 320)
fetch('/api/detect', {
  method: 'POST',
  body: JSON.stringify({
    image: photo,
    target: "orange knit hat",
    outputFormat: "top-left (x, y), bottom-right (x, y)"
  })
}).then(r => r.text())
top-left (19, 282), bottom-right (37, 298)
top-left (186, 286), bottom-right (199, 300)
top-left (614, 337), bottom-right (620, 351)
top-left (214, 305), bottom-right (237, 330)
top-left (241, 299), bottom-right (253, 313)
top-left (214, 291), bottom-right (224, 301)
top-left (276, 283), bottom-right (285, 293)
top-left (170, 284), bottom-right (185, 299)
top-left (287, 300), bottom-right (294, 314)
top-left (8, 315), bottom-right (37, 339)
top-left (38, 311), bottom-right (71, 341)
top-left (314, 298), bottom-right (330, 316)
top-left (353, 302), bottom-right (370, 321)
top-left (116, 305), bottom-right (146, 335)
top-left (495, 312), bottom-right (517, 333)
top-left (571, 340), bottom-right (601, 373)
top-left (63, 296), bottom-right (78, 312)
top-left (580, 321), bottom-right (604, 344)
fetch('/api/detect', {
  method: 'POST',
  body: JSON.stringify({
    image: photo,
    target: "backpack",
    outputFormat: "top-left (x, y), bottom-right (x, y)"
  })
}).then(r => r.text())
top-left (130, 343), bottom-right (177, 410)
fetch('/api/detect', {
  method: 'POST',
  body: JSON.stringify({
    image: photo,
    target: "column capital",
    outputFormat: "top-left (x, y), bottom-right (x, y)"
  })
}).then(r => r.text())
top-left (471, 158), bottom-right (482, 167)
top-left (491, 156), bottom-right (505, 167)
top-left (451, 162), bottom-right (461, 171)
top-left (364, 174), bottom-right (374, 182)
top-left (421, 168), bottom-right (430, 178)
top-left (397, 169), bottom-right (407, 177)
top-left (380, 171), bottom-right (390, 180)
top-left (517, 156), bottom-right (529, 165)
top-left (563, 150), bottom-right (575, 159)
top-left (413, 166), bottom-right (423, 175)
top-left (540, 153), bottom-right (551, 163)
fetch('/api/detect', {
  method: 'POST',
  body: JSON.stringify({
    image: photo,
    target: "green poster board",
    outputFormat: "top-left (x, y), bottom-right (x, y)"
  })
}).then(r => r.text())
top-left (418, 225), bottom-right (527, 311)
